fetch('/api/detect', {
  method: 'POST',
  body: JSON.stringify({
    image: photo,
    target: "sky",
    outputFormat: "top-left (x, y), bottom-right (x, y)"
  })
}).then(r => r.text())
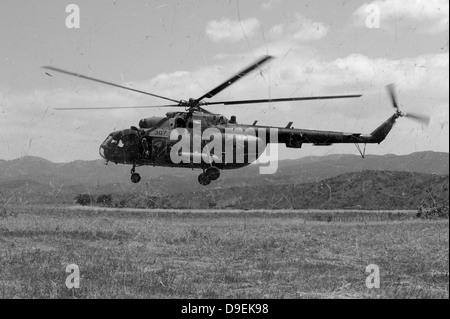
top-left (0, 0), bottom-right (448, 163)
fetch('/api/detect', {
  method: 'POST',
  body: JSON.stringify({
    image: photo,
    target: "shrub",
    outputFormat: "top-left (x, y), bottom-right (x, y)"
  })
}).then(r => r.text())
top-left (96, 194), bottom-right (112, 206)
top-left (75, 194), bottom-right (94, 206)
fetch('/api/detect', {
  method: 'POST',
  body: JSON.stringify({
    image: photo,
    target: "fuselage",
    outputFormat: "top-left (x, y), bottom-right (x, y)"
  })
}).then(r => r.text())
top-left (99, 110), bottom-right (398, 170)
top-left (100, 112), bottom-right (268, 170)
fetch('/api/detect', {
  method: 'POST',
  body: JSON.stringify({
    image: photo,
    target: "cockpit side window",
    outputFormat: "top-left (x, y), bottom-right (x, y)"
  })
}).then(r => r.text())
top-left (176, 117), bottom-right (186, 128)
top-left (122, 132), bottom-right (137, 143)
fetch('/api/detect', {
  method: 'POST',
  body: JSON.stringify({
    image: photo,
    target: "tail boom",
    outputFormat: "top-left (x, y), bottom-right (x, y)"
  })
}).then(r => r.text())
top-left (275, 113), bottom-right (400, 148)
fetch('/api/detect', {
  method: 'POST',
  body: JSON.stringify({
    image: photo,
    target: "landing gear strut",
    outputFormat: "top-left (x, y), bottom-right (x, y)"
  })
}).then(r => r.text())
top-left (130, 164), bottom-right (141, 184)
top-left (198, 166), bottom-right (221, 186)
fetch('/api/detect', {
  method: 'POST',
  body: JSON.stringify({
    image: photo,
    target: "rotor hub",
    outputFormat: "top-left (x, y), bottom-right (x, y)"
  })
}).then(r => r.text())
top-left (395, 109), bottom-right (405, 118)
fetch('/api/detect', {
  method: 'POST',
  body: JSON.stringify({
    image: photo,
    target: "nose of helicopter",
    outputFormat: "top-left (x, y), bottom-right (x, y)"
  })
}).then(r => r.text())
top-left (99, 131), bottom-right (124, 161)
top-left (99, 134), bottom-right (113, 160)
top-left (99, 129), bottom-right (141, 163)
top-left (99, 144), bottom-right (106, 159)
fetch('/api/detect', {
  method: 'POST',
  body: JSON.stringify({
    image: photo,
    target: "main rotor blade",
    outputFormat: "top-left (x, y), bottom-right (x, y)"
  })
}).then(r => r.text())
top-left (42, 66), bottom-right (180, 104)
top-left (196, 55), bottom-right (274, 102)
top-left (386, 83), bottom-right (399, 110)
top-left (54, 104), bottom-right (181, 110)
top-left (204, 94), bottom-right (362, 106)
top-left (405, 112), bottom-right (430, 126)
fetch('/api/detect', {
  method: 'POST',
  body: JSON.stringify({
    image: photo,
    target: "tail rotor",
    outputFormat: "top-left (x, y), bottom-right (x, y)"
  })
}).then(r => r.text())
top-left (386, 84), bottom-right (430, 126)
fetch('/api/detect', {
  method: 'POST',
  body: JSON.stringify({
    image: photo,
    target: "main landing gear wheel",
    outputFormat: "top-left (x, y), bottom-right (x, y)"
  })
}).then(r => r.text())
top-left (131, 173), bottom-right (141, 184)
top-left (198, 173), bottom-right (211, 186)
top-left (206, 166), bottom-right (220, 181)
top-left (130, 164), bottom-right (141, 184)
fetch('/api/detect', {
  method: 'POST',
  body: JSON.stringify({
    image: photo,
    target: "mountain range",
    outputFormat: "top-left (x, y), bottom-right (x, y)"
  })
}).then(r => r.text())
top-left (0, 151), bottom-right (448, 206)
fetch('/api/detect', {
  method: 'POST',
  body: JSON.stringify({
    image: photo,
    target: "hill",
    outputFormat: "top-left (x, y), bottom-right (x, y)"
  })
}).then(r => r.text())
top-left (0, 151), bottom-right (448, 197)
top-left (1, 152), bottom-right (448, 206)
top-left (99, 170), bottom-right (449, 210)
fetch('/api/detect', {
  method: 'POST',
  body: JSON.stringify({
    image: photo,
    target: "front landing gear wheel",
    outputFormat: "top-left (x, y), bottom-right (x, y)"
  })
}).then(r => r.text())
top-left (131, 173), bottom-right (141, 184)
top-left (206, 166), bottom-right (220, 181)
top-left (198, 173), bottom-right (211, 186)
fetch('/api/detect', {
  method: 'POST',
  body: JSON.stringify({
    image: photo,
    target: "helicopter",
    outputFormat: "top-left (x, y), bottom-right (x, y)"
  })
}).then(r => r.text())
top-left (43, 55), bottom-right (430, 186)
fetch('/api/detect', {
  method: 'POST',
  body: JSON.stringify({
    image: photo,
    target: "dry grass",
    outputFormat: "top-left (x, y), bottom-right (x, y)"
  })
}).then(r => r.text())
top-left (0, 206), bottom-right (448, 299)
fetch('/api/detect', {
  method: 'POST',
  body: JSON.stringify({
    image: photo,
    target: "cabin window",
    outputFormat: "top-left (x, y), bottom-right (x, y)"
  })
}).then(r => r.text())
top-left (176, 117), bottom-right (186, 128)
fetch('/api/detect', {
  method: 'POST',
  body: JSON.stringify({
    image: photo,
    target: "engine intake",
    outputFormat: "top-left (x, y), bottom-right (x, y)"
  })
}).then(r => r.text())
top-left (139, 116), bottom-right (165, 129)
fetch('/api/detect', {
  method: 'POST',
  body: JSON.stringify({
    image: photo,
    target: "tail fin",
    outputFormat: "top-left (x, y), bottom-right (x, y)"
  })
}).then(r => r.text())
top-left (369, 113), bottom-right (400, 144)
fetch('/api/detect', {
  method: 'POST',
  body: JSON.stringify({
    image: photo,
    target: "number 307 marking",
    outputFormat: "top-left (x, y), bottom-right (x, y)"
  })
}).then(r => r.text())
top-left (154, 130), bottom-right (167, 135)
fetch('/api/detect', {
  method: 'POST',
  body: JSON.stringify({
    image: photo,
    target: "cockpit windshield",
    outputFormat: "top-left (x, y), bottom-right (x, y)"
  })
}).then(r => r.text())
top-left (100, 135), bottom-right (112, 159)
top-left (99, 129), bottom-right (141, 161)
top-left (102, 131), bottom-right (125, 147)
top-left (99, 131), bottom-right (123, 158)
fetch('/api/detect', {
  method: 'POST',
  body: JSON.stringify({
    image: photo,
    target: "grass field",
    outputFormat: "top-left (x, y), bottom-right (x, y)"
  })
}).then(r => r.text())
top-left (0, 206), bottom-right (448, 299)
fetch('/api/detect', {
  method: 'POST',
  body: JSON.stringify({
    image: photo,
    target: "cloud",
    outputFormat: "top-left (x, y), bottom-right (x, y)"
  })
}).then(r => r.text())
top-left (319, 53), bottom-right (449, 92)
top-left (1, 50), bottom-right (448, 162)
top-left (0, 87), bottom-right (146, 162)
top-left (205, 18), bottom-right (261, 42)
top-left (194, 49), bottom-right (449, 154)
top-left (269, 13), bottom-right (329, 41)
top-left (262, 0), bottom-right (281, 10)
top-left (148, 50), bottom-right (449, 132)
top-left (353, 0), bottom-right (449, 34)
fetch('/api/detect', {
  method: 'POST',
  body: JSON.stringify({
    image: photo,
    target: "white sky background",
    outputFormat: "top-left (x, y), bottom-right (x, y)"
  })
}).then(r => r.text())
top-left (0, 0), bottom-right (448, 162)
